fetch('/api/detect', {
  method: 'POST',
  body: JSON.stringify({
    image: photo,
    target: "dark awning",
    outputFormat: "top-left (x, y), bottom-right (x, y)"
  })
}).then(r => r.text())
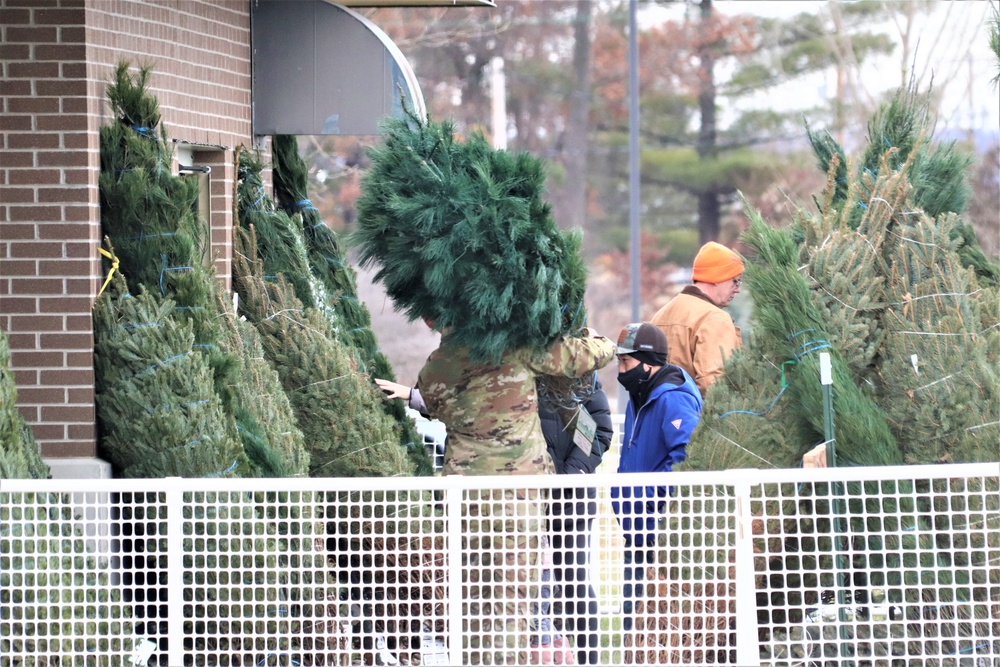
top-left (252, 0), bottom-right (441, 136)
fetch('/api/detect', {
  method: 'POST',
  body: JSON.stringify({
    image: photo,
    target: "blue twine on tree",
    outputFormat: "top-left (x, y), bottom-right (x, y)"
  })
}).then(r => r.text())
top-left (787, 329), bottom-right (831, 359)
top-left (794, 340), bottom-right (831, 360)
top-left (312, 222), bottom-right (329, 230)
top-left (193, 343), bottom-right (218, 351)
top-left (734, 333), bottom-right (827, 427)
top-left (251, 186), bottom-right (267, 211)
top-left (294, 199), bottom-right (317, 212)
top-left (718, 385), bottom-right (789, 421)
top-left (323, 255), bottom-right (345, 267)
top-left (952, 642), bottom-right (991, 655)
top-left (205, 460), bottom-right (239, 478)
top-left (159, 254), bottom-right (193, 296)
top-left (128, 123), bottom-right (163, 175)
top-left (128, 231), bottom-right (176, 240)
top-left (133, 352), bottom-right (191, 378)
top-left (129, 124), bottom-right (158, 141)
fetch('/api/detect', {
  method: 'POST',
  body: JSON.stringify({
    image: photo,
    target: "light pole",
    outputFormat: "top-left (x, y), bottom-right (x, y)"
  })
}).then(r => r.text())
top-left (620, 0), bottom-right (641, 415)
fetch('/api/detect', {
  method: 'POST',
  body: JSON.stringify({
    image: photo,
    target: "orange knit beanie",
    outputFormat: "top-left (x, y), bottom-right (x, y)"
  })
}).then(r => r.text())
top-left (692, 242), bottom-right (744, 284)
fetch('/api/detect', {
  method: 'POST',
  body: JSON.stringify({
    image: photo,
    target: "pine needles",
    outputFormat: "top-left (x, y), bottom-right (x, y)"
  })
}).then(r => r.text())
top-left (353, 112), bottom-right (587, 365)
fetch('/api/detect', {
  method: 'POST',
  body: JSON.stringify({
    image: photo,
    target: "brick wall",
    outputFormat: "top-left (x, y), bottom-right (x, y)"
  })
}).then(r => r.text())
top-left (0, 0), bottom-right (252, 459)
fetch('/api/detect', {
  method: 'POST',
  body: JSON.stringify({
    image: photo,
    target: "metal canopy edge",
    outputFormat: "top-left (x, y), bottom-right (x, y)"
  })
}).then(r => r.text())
top-left (252, 0), bottom-right (428, 136)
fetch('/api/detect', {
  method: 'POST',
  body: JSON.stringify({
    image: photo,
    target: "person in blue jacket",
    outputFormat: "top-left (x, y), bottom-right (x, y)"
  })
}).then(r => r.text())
top-left (610, 322), bottom-right (702, 632)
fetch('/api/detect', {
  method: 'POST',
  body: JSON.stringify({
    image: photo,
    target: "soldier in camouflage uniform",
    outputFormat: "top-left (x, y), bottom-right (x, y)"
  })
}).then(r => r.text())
top-left (418, 330), bottom-right (614, 476)
top-left (417, 330), bottom-right (614, 664)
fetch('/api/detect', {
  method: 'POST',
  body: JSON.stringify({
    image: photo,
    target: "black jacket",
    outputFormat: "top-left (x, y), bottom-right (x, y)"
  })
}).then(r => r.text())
top-left (539, 382), bottom-right (613, 475)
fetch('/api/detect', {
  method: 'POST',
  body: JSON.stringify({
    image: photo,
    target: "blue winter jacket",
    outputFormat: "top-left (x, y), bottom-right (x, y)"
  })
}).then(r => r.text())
top-left (612, 365), bottom-right (702, 546)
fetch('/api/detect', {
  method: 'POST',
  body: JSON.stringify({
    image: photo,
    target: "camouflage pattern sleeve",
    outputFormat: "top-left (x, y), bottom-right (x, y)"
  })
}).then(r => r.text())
top-left (528, 335), bottom-right (615, 378)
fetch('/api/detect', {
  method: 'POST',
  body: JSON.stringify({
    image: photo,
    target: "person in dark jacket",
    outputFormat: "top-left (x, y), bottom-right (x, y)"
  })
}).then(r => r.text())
top-left (609, 322), bottom-right (702, 632)
top-left (538, 378), bottom-right (613, 666)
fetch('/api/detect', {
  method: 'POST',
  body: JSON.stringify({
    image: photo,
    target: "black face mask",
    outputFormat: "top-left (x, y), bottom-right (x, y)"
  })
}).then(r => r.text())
top-left (618, 364), bottom-right (651, 395)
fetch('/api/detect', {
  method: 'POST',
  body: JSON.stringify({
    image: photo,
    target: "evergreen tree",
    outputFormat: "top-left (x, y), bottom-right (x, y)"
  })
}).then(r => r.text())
top-left (93, 273), bottom-right (248, 478)
top-left (98, 62), bottom-right (295, 477)
top-left (991, 7), bottom-right (1000, 84)
top-left (684, 88), bottom-right (1000, 471)
top-left (235, 151), bottom-right (415, 478)
top-left (807, 86), bottom-right (1000, 287)
top-left (353, 111), bottom-right (588, 365)
top-left (272, 135), bottom-right (384, 373)
top-left (215, 300), bottom-right (311, 478)
top-left (271, 134), bottom-right (432, 475)
top-left (0, 327), bottom-right (49, 480)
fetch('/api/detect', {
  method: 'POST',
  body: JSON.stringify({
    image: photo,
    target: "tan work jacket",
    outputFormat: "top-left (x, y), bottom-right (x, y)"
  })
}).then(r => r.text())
top-left (650, 286), bottom-right (741, 396)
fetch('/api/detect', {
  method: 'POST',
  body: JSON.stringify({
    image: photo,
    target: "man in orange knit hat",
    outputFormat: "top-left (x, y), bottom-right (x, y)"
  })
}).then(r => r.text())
top-left (650, 241), bottom-right (744, 396)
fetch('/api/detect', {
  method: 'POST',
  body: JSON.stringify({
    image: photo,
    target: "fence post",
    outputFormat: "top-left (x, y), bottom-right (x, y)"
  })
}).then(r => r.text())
top-left (446, 481), bottom-right (464, 666)
top-left (165, 479), bottom-right (185, 666)
top-left (733, 478), bottom-right (759, 666)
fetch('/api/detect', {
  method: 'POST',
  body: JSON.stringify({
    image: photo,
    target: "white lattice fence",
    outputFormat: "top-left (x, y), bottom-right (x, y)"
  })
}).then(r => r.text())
top-left (1, 463), bottom-right (997, 666)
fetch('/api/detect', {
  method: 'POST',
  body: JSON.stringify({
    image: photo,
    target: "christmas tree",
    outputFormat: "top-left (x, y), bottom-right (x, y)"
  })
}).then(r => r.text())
top-left (270, 135), bottom-right (432, 475)
top-left (235, 150), bottom-right (415, 477)
top-left (97, 62), bottom-right (297, 477)
top-left (93, 272), bottom-right (248, 478)
top-left (215, 298), bottom-right (311, 478)
top-left (684, 85), bottom-right (1000, 469)
top-left (353, 110), bottom-right (589, 365)
top-left (0, 327), bottom-right (49, 479)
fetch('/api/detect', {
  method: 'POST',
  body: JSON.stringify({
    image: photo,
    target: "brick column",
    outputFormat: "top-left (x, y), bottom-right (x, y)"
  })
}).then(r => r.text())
top-left (0, 0), bottom-right (100, 457)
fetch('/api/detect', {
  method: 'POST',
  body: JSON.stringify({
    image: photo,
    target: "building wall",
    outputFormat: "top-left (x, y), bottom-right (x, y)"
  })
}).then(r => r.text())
top-left (0, 0), bottom-right (253, 459)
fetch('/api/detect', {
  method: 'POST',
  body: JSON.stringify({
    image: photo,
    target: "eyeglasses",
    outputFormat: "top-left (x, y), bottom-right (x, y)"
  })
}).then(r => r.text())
top-left (732, 276), bottom-right (743, 287)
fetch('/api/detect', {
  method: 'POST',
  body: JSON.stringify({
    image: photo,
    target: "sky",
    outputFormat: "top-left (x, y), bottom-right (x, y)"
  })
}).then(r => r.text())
top-left (642, 0), bottom-right (1000, 146)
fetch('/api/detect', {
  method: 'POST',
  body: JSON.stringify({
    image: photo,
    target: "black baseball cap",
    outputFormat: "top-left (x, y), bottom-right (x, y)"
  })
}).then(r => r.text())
top-left (615, 322), bottom-right (668, 356)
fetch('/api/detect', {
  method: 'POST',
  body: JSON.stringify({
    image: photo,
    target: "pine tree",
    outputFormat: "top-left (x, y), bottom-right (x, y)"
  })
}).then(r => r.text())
top-left (807, 86), bottom-right (1000, 287)
top-left (93, 273), bottom-right (248, 478)
top-left (235, 151), bottom-right (415, 477)
top-left (684, 86), bottom-right (1000, 471)
top-left (215, 300), bottom-right (311, 478)
top-left (271, 134), bottom-right (432, 476)
top-left (271, 135), bottom-right (386, 374)
top-left (353, 111), bottom-right (588, 365)
top-left (98, 61), bottom-right (296, 477)
top-left (0, 327), bottom-right (49, 480)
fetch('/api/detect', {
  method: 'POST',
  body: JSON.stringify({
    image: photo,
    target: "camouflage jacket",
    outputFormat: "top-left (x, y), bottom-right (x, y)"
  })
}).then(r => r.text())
top-left (417, 335), bottom-right (616, 476)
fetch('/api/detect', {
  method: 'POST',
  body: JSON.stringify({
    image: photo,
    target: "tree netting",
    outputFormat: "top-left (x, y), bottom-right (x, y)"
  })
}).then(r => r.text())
top-left (93, 273), bottom-right (248, 478)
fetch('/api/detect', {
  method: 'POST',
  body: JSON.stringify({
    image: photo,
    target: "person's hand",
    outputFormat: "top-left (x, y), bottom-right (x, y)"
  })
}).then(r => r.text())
top-left (374, 379), bottom-right (411, 401)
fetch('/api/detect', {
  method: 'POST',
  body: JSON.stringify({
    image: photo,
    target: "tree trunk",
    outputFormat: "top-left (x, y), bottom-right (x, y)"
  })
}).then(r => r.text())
top-left (696, 0), bottom-right (720, 244)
